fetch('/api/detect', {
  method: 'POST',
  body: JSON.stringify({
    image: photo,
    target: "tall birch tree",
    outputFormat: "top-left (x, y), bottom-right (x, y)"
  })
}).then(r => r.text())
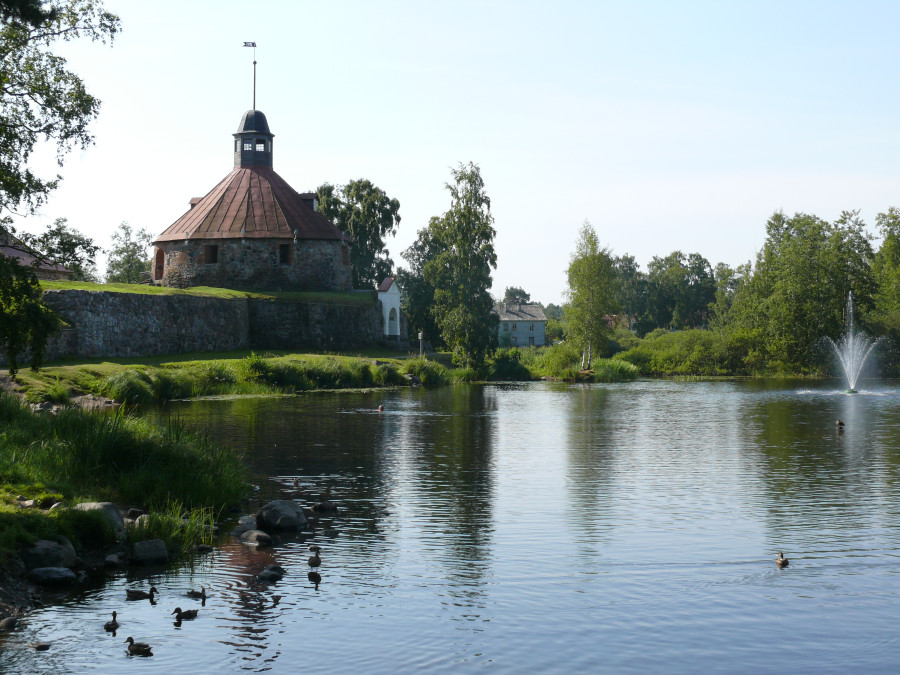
top-left (565, 220), bottom-right (618, 369)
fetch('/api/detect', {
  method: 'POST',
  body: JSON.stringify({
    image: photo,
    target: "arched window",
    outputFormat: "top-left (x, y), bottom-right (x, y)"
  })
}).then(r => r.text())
top-left (388, 307), bottom-right (398, 335)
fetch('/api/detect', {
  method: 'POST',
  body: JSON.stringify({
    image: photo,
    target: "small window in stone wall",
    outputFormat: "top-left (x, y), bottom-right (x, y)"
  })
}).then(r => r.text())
top-left (341, 247), bottom-right (350, 265)
top-left (203, 244), bottom-right (219, 264)
top-left (279, 243), bottom-right (291, 265)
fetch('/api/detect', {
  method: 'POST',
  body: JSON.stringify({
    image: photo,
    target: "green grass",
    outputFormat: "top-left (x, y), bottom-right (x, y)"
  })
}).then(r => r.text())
top-left (126, 500), bottom-right (217, 554)
top-left (40, 280), bottom-right (376, 305)
top-left (0, 393), bottom-right (247, 559)
top-left (7, 350), bottom-right (412, 403)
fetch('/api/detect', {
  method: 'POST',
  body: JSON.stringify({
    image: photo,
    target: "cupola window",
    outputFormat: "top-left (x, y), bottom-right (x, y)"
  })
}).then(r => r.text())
top-left (256, 140), bottom-right (266, 152)
top-left (243, 141), bottom-right (252, 151)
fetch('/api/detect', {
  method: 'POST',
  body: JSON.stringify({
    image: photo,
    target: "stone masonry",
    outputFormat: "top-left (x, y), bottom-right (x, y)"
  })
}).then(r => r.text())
top-left (0, 289), bottom-right (383, 365)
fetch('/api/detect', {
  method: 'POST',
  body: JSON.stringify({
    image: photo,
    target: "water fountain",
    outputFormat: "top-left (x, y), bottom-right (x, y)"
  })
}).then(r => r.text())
top-left (825, 292), bottom-right (884, 393)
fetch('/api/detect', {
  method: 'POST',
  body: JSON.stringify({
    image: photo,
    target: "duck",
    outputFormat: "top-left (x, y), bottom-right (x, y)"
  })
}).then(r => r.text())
top-left (103, 611), bottom-right (119, 632)
top-left (124, 636), bottom-right (153, 656)
top-left (186, 586), bottom-right (206, 601)
top-left (126, 587), bottom-right (158, 601)
top-left (171, 607), bottom-right (199, 621)
top-left (308, 545), bottom-right (322, 570)
top-left (836, 419), bottom-right (845, 430)
top-left (776, 552), bottom-right (790, 568)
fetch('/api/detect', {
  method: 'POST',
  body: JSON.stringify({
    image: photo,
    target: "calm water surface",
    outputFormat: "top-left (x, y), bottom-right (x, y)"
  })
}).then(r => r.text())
top-left (3, 380), bottom-right (900, 673)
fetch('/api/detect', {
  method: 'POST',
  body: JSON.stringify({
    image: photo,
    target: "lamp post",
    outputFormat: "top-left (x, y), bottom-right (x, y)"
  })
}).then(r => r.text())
top-left (418, 331), bottom-right (424, 359)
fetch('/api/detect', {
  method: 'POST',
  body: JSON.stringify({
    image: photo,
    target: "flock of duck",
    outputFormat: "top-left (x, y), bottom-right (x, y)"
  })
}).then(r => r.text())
top-left (106, 544), bottom-right (324, 658)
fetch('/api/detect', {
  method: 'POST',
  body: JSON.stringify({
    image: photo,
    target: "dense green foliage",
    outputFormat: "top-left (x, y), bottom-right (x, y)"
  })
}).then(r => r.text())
top-left (18, 217), bottom-right (100, 281)
top-left (423, 162), bottom-right (498, 369)
top-left (503, 286), bottom-right (530, 303)
top-left (105, 221), bottom-right (152, 283)
top-left (0, 0), bottom-right (56, 27)
top-left (871, 207), bottom-right (900, 343)
top-left (397, 225), bottom-right (442, 346)
top-left (716, 210), bottom-right (875, 373)
top-left (317, 179), bottom-right (401, 289)
top-left (0, 253), bottom-right (59, 376)
top-left (552, 207), bottom-right (900, 377)
top-left (0, 0), bottom-right (119, 217)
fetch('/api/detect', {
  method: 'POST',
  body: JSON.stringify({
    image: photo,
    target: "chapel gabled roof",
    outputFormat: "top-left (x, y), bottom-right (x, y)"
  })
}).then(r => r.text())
top-left (154, 166), bottom-right (347, 243)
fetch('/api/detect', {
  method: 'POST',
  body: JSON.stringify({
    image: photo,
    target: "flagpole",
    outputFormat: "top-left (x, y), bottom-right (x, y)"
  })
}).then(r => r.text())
top-left (243, 42), bottom-right (258, 110)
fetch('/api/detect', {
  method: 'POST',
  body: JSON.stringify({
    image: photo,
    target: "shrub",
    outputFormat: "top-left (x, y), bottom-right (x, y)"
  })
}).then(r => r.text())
top-left (101, 370), bottom-right (154, 403)
top-left (590, 357), bottom-right (639, 382)
top-left (401, 357), bottom-right (449, 386)
top-left (491, 347), bottom-right (532, 381)
top-left (148, 369), bottom-right (193, 400)
top-left (372, 362), bottom-right (405, 386)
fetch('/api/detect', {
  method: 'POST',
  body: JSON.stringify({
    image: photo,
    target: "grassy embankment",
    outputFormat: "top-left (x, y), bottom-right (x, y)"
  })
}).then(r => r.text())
top-left (12, 344), bottom-right (642, 404)
top-left (0, 393), bottom-right (247, 561)
top-left (39, 280), bottom-right (376, 304)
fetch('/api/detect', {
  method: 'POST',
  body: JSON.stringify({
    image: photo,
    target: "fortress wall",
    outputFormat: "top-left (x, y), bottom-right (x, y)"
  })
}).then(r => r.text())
top-left (1, 289), bottom-right (383, 365)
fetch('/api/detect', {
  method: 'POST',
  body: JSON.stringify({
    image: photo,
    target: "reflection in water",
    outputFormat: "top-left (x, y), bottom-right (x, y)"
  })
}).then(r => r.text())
top-left (4, 382), bottom-right (900, 672)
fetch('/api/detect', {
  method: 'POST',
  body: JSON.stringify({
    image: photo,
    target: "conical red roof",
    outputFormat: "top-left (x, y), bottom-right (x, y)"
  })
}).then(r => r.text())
top-left (155, 166), bottom-right (345, 243)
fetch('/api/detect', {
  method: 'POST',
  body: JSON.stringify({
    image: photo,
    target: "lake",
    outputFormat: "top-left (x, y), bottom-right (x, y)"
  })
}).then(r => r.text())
top-left (2, 379), bottom-right (900, 673)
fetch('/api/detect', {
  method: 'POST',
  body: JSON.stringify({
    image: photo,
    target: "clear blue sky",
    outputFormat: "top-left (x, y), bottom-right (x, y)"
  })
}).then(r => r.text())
top-left (17, 0), bottom-right (900, 304)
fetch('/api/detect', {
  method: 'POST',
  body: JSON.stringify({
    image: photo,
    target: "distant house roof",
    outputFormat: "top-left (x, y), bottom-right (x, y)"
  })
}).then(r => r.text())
top-left (377, 277), bottom-right (395, 293)
top-left (0, 230), bottom-right (70, 275)
top-left (154, 166), bottom-right (348, 244)
top-left (492, 302), bottom-right (547, 322)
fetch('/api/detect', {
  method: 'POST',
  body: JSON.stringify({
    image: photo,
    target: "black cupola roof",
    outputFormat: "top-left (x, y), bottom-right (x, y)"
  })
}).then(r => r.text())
top-left (233, 109), bottom-right (274, 168)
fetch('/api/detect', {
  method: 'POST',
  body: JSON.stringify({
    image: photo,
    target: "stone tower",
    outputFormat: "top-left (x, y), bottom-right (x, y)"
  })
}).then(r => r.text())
top-left (152, 110), bottom-right (351, 292)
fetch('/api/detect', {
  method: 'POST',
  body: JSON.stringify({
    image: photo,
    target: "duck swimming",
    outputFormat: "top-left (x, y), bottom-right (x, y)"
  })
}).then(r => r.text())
top-left (171, 607), bottom-right (199, 621)
top-left (124, 637), bottom-right (153, 656)
top-left (186, 587), bottom-right (206, 600)
top-left (104, 611), bottom-right (119, 632)
top-left (126, 587), bottom-right (158, 601)
top-left (776, 552), bottom-right (789, 568)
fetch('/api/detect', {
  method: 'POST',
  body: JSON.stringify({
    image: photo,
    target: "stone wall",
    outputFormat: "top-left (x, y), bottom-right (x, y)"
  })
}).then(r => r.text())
top-left (157, 238), bottom-right (351, 292)
top-left (248, 298), bottom-right (384, 351)
top-left (1, 289), bottom-right (383, 365)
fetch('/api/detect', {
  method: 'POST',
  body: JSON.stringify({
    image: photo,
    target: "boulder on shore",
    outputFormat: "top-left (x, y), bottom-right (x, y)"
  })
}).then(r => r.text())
top-left (26, 567), bottom-right (77, 586)
top-left (131, 539), bottom-right (169, 565)
top-left (73, 502), bottom-right (126, 542)
top-left (256, 500), bottom-right (307, 531)
top-left (20, 538), bottom-right (76, 570)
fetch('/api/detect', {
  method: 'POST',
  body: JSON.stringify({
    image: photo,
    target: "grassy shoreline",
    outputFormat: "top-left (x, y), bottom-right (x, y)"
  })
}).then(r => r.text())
top-left (0, 393), bottom-right (248, 563)
top-left (3, 344), bottom-right (648, 405)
